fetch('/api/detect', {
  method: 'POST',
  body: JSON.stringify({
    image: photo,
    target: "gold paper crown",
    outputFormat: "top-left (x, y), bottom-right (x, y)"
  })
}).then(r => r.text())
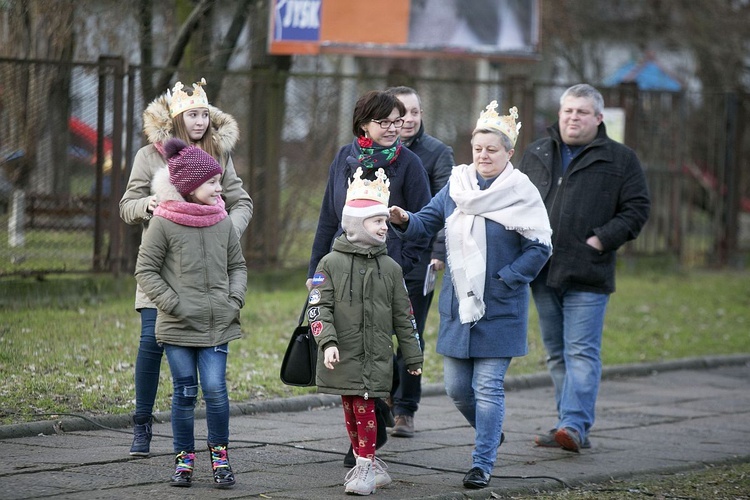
top-left (168, 78), bottom-right (209, 118)
top-left (346, 167), bottom-right (390, 205)
top-left (475, 101), bottom-right (522, 146)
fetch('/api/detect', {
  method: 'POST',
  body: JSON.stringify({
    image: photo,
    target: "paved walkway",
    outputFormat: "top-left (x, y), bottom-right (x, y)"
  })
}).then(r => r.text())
top-left (2, 355), bottom-right (749, 499)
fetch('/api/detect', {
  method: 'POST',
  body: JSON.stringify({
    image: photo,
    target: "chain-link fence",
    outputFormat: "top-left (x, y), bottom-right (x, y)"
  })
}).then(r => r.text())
top-left (1, 56), bottom-right (748, 277)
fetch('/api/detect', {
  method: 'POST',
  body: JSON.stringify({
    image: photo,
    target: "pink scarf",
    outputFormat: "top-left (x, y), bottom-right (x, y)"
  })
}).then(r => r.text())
top-left (153, 196), bottom-right (228, 227)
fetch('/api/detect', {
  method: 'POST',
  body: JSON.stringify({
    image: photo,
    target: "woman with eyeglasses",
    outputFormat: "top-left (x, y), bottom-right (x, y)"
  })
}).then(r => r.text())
top-left (307, 90), bottom-right (431, 291)
top-left (305, 90), bottom-right (431, 481)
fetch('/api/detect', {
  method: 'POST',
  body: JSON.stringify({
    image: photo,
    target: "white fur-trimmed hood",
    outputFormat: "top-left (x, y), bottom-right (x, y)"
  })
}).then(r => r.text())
top-left (151, 167), bottom-right (185, 202)
top-left (142, 94), bottom-right (239, 156)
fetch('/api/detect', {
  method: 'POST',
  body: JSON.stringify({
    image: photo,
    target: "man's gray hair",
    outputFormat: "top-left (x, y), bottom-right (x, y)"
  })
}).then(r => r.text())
top-left (560, 84), bottom-right (604, 116)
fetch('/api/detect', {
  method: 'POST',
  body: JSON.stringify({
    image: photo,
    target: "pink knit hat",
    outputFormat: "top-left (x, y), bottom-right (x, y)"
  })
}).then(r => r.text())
top-left (163, 138), bottom-right (222, 196)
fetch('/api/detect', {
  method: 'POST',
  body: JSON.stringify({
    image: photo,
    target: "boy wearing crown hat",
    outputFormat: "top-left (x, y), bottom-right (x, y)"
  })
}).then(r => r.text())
top-left (308, 167), bottom-right (423, 495)
top-left (120, 78), bottom-right (252, 462)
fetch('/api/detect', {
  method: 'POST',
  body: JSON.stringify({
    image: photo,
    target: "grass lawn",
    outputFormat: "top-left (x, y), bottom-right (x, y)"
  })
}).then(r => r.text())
top-left (1, 266), bottom-right (749, 426)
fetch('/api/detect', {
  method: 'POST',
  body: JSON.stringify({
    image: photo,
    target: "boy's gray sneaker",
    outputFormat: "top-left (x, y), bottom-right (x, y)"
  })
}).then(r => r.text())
top-left (534, 428), bottom-right (590, 449)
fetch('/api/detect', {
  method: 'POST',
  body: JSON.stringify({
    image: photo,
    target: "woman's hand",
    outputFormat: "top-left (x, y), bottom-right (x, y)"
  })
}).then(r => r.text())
top-left (146, 195), bottom-right (158, 214)
top-left (407, 367), bottom-right (422, 376)
top-left (305, 278), bottom-right (313, 291)
top-left (324, 346), bottom-right (339, 370)
top-left (388, 205), bottom-right (409, 225)
top-left (431, 258), bottom-right (444, 271)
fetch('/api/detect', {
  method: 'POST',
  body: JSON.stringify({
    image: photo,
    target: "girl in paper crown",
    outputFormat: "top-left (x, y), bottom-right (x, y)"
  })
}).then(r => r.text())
top-left (308, 167), bottom-right (423, 496)
top-left (119, 78), bottom-right (252, 461)
top-left (135, 138), bottom-right (247, 488)
top-left (389, 102), bottom-right (552, 490)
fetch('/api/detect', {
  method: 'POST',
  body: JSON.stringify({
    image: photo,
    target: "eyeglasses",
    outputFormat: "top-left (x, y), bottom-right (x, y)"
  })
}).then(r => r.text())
top-left (371, 118), bottom-right (404, 129)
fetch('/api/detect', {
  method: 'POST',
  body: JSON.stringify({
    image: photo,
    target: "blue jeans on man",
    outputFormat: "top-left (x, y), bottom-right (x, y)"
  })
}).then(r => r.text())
top-left (443, 356), bottom-right (511, 475)
top-left (531, 283), bottom-right (609, 441)
top-left (164, 343), bottom-right (231, 452)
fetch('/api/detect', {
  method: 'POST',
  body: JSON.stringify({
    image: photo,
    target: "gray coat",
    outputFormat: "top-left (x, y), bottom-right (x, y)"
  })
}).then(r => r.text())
top-left (120, 95), bottom-right (253, 310)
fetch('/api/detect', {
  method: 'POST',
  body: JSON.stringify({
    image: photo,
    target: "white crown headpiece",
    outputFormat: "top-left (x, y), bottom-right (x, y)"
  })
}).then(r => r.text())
top-left (475, 101), bottom-right (521, 146)
top-left (168, 78), bottom-right (209, 118)
top-left (346, 167), bottom-right (390, 205)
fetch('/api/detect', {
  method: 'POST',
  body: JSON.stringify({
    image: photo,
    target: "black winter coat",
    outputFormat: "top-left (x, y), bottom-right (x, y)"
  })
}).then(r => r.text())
top-left (517, 122), bottom-right (650, 294)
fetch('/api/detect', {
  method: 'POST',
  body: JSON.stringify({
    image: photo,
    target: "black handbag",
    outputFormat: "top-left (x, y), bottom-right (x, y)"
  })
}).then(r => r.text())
top-left (279, 299), bottom-right (318, 387)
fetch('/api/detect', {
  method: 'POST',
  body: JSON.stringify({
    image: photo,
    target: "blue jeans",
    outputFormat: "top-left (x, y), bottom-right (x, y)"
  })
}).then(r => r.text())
top-left (164, 343), bottom-right (230, 453)
top-left (392, 289), bottom-right (432, 416)
top-left (134, 308), bottom-right (163, 418)
top-left (531, 283), bottom-right (609, 439)
top-left (443, 356), bottom-right (511, 475)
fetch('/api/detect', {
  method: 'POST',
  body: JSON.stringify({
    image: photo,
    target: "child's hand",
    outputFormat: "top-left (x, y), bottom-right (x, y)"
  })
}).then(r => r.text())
top-left (407, 368), bottom-right (422, 376)
top-left (324, 346), bottom-right (339, 370)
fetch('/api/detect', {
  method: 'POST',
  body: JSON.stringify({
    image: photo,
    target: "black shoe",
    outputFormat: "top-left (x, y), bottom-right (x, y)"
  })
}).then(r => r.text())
top-left (170, 451), bottom-right (194, 487)
top-left (129, 415), bottom-right (153, 456)
top-left (209, 444), bottom-right (236, 489)
top-left (343, 445), bottom-right (356, 467)
top-left (376, 397), bottom-right (396, 428)
top-left (463, 467), bottom-right (490, 489)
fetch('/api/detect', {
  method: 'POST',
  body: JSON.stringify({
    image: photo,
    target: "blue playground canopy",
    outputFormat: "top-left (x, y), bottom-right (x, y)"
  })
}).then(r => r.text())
top-left (604, 59), bottom-right (682, 91)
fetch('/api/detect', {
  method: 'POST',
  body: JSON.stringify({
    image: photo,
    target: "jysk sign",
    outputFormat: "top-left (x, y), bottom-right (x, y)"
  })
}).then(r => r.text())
top-left (268, 0), bottom-right (539, 60)
top-left (272, 0), bottom-right (321, 42)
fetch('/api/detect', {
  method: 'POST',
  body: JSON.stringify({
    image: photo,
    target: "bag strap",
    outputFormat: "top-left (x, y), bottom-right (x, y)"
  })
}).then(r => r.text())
top-left (297, 296), bottom-right (309, 326)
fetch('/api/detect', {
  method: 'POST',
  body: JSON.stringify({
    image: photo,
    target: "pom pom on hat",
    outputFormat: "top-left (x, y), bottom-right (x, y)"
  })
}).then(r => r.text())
top-left (164, 138), bottom-right (222, 196)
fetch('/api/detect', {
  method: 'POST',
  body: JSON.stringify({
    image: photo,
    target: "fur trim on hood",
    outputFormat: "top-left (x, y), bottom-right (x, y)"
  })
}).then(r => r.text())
top-left (142, 94), bottom-right (239, 156)
top-left (151, 167), bottom-right (185, 203)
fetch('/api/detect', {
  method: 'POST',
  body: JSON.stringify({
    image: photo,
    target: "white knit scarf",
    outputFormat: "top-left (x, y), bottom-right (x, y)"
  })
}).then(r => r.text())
top-left (446, 163), bottom-right (552, 324)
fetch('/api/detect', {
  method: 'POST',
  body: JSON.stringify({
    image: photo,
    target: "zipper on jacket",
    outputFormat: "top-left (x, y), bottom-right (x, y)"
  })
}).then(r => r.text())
top-left (363, 392), bottom-right (369, 400)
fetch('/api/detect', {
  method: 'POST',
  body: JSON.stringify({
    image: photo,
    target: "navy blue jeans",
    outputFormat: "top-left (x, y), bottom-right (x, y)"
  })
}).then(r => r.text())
top-left (391, 289), bottom-right (432, 417)
top-left (134, 308), bottom-right (163, 418)
top-left (164, 343), bottom-right (230, 453)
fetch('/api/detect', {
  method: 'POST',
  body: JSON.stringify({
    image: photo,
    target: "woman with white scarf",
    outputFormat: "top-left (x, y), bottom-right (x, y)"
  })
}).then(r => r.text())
top-left (389, 102), bottom-right (552, 490)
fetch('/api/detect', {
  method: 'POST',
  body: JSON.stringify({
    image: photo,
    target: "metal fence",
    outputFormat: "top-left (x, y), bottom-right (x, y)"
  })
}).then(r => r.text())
top-left (1, 56), bottom-right (748, 277)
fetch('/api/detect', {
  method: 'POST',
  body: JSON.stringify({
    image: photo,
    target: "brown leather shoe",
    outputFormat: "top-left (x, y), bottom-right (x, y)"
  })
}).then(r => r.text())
top-left (391, 415), bottom-right (414, 437)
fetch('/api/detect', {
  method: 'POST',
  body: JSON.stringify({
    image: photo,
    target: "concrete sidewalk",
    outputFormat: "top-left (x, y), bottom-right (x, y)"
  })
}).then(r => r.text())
top-left (2, 355), bottom-right (749, 499)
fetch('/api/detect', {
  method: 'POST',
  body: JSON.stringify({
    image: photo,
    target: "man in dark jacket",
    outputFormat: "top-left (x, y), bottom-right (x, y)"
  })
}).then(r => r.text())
top-left (387, 86), bottom-right (455, 438)
top-left (517, 84), bottom-right (650, 453)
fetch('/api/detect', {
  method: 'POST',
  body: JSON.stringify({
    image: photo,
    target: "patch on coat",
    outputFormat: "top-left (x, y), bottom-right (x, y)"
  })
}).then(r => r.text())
top-left (311, 321), bottom-right (323, 336)
top-left (307, 307), bottom-right (320, 321)
top-left (312, 272), bottom-right (327, 286)
top-left (308, 289), bottom-right (321, 305)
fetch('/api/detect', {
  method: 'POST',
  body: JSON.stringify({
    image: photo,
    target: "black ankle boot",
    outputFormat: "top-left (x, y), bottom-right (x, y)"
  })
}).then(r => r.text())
top-left (209, 443), bottom-right (236, 488)
top-left (170, 451), bottom-right (194, 487)
top-left (129, 415), bottom-right (153, 456)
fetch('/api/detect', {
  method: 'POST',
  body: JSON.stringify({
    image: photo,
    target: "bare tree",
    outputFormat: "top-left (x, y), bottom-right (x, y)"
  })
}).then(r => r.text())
top-left (0, 0), bottom-right (76, 190)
